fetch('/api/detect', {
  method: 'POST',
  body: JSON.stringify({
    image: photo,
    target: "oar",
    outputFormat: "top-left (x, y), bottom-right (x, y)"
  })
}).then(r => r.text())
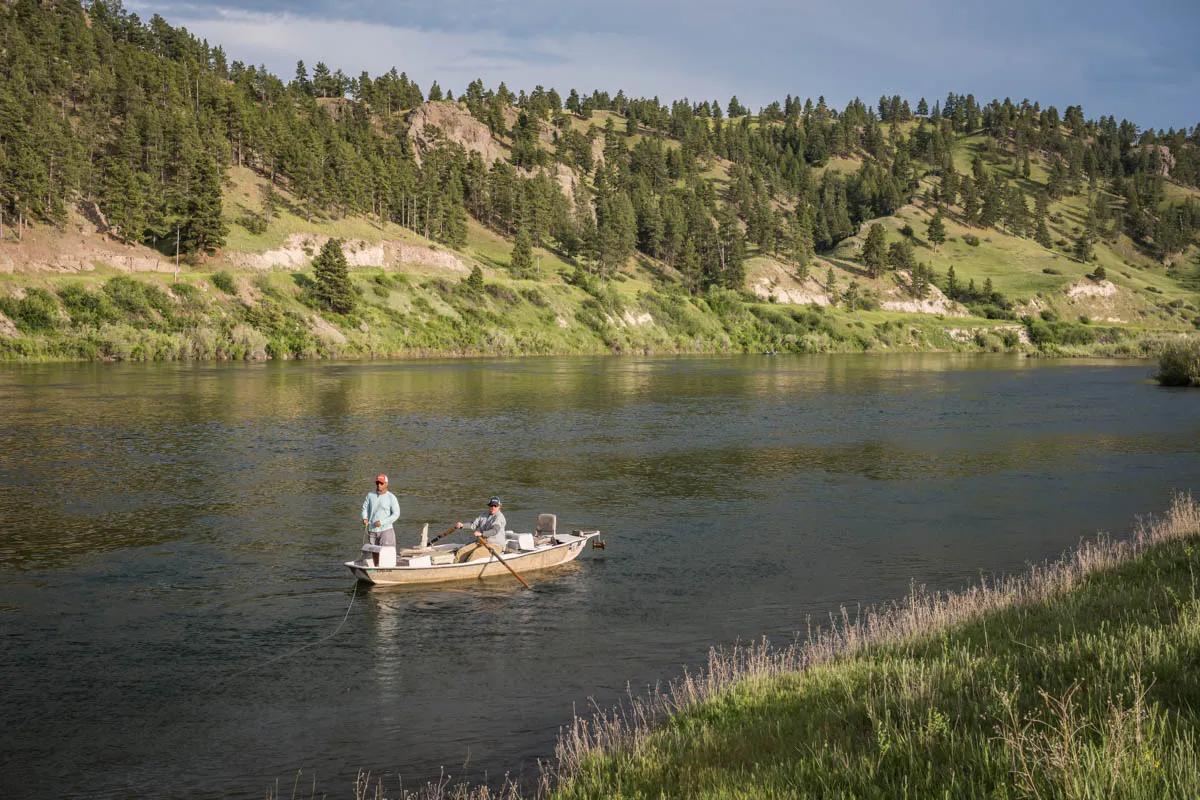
top-left (426, 524), bottom-right (459, 547)
top-left (478, 537), bottom-right (533, 591)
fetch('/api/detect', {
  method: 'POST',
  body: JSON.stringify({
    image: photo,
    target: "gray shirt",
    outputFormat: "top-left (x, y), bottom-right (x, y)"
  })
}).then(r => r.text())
top-left (467, 511), bottom-right (507, 546)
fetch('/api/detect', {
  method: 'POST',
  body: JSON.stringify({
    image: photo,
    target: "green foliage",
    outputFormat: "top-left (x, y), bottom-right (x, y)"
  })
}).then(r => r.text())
top-left (926, 210), bottom-right (947, 248)
top-left (211, 271), bottom-right (237, 294)
top-left (311, 239), bottom-right (355, 314)
top-left (103, 277), bottom-right (174, 324)
top-left (0, 289), bottom-right (61, 333)
top-left (861, 223), bottom-right (888, 277)
top-left (510, 227), bottom-right (534, 278)
top-left (888, 239), bottom-right (915, 270)
top-left (58, 283), bottom-right (120, 326)
top-left (962, 233), bottom-right (980, 247)
top-left (464, 265), bottom-right (485, 294)
top-left (1155, 339), bottom-right (1200, 386)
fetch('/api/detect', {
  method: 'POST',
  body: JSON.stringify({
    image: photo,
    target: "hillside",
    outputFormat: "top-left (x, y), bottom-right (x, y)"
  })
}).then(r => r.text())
top-left (1, 2), bottom-right (1199, 360)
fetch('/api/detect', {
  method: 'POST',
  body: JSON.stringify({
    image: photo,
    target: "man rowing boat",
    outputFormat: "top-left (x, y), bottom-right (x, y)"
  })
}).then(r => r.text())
top-left (453, 496), bottom-right (507, 562)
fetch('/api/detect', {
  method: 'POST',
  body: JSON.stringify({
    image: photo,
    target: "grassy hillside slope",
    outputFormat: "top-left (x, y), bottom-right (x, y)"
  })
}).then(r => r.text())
top-left (3, 115), bottom-right (1196, 362)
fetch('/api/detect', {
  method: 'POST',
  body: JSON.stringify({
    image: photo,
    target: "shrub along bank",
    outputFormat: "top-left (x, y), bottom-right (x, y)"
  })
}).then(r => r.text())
top-left (0, 270), bottom-right (1187, 362)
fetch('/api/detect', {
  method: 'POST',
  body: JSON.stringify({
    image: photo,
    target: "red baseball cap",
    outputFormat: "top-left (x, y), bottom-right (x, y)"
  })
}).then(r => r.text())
top-left (375, 474), bottom-right (388, 484)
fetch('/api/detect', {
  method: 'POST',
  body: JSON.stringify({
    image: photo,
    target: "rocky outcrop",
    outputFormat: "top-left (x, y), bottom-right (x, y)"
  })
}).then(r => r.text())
top-left (881, 273), bottom-right (968, 316)
top-left (0, 311), bottom-right (18, 338)
top-left (224, 233), bottom-right (470, 274)
top-left (407, 101), bottom-right (508, 166)
top-left (1066, 278), bottom-right (1118, 298)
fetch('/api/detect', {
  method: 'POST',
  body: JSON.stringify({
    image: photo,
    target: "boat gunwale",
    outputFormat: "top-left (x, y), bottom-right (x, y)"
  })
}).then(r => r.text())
top-left (344, 531), bottom-right (598, 576)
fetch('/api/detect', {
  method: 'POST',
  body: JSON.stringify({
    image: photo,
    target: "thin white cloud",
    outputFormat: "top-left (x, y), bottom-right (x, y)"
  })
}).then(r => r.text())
top-left (130, 1), bottom-right (1200, 128)
top-left (166, 8), bottom-right (737, 101)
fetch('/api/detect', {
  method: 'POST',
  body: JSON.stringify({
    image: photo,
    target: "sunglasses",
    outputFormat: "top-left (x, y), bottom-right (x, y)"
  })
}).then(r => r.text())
top-left (375, 481), bottom-right (386, 485)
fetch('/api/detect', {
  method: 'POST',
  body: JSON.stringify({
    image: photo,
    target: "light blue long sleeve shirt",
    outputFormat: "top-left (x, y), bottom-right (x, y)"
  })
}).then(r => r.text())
top-left (362, 491), bottom-right (400, 531)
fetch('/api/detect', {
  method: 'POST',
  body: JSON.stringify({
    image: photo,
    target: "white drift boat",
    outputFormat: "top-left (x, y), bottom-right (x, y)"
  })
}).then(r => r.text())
top-left (345, 513), bottom-right (601, 586)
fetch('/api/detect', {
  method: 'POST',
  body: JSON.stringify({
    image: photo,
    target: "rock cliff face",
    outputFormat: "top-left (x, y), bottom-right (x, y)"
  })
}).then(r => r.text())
top-left (407, 101), bottom-right (508, 166)
top-left (224, 233), bottom-right (471, 274)
top-left (406, 101), bottom-right (580, 208)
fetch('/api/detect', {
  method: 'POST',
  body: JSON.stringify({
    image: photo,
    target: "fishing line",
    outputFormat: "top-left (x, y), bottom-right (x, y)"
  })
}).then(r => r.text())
top-left (204, 581), bottom-right (360, 694)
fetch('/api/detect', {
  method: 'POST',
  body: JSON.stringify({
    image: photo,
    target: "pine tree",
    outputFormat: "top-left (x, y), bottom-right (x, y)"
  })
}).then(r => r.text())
top-left (464, 264), bottom-right (485, 294)
top-left (861, 223), bottom-right (888, 277)
top-left (1033, 191), bottom-right (1053, 247)
top-left (927, 210), bottom-right (947, 248)
top-left (946, 265), bottom-right (960, 298)
top-left (888, 238), bottom-right (915, 270)
top-left (1035, 215), bottom-right (1053, 248)
top-left (312, 238), bottom-right (355, 313)
top-left (789, 212), bottom-right (814, 278)
top-left (510, 225), bottom-right (534, 277)
top-left (1074, 227), bottom-right (1094, 262)
top-left (961, 176), bottom-right (980, 224)
top-left (181, 155), bottom-right (227, 254)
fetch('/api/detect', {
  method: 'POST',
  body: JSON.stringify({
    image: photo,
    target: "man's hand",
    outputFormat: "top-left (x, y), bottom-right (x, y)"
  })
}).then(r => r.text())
top-left (473, 531), bottom-right (482, 539)
top-left (455, 521), bottom-right (464, 529)
top-left (362, 518), bottom-right (368, 527)
top-left (374, 520), bottom-right (382, 529)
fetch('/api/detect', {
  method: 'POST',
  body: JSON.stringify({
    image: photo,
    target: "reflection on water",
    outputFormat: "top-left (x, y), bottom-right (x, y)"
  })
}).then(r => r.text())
top-left (1, 354), bottom-right (1198, 799)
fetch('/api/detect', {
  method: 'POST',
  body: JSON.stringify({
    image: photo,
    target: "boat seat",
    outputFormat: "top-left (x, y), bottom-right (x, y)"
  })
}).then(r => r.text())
top-left (535, 514), bottom-right (557, 537)
top-left (507, 532), bottom-right (536, 551)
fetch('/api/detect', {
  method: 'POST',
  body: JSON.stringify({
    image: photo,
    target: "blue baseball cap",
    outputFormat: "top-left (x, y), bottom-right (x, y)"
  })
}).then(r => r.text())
top-left (488, 496), bottom-right (502, 506)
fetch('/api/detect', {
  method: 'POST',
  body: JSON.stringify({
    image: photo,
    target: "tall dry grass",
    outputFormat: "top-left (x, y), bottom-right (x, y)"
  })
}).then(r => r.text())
top-left (548, 492), bottom-right (1199, 789)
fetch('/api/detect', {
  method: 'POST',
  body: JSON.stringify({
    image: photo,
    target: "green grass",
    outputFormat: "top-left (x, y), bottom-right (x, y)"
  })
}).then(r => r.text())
top-left (221, 166), bottom-right (418, 252)
top-left (552, 497), bottom-right (1200, 800)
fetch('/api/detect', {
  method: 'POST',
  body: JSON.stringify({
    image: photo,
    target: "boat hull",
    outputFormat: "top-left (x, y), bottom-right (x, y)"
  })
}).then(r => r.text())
top-left (345, 533), bottom-right (597, 586)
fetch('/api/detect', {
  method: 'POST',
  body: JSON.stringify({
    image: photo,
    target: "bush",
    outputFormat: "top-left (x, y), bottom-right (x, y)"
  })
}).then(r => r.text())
top-left (58, 283), bottom-right (120, 326)
top-left (463, 265), bottom-right (485, 294)
top-left (962, 234), bottom-right (980, 247)
top-left (520, 287), bottom-right (549, 307)
top-left (485, 283), bottom-right (518, 303)
top-left (103, 276), bottom-right (174, 323)
top-left (0, 288), bottom-right (61, 332)
top-left (211, 271), bottom-right (237, 294)
top-left (899, 224), bottom-right (914, 238)
top-left (170, 282), bottom-right (199, 302)
top-left (1042, 267), bottom-right (1062, 275)
top-left (1146, 286), bottom-right (1163, 294)
top-left (1090, 265), bottom-right (1107, 281)
top-left (1155, 339), bottom-right (1200, 386)
top-left (237, 212), bottom-right (268, 235)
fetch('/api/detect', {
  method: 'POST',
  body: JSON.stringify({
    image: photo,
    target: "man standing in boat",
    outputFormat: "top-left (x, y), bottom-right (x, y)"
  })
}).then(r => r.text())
top-left (361, 474), bottom-right (401, 563)
top-left (453, 496), bottom-right (507, 562)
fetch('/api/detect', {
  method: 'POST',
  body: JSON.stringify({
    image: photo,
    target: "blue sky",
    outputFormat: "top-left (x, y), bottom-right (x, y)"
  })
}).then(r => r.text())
top-left (130, 0), bottom-right (1199, 130)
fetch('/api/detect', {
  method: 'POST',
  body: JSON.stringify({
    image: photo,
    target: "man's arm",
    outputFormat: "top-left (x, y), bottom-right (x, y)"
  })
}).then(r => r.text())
top-left (383, 493), bottom-right (401, 528)
top-left (361, 494), bottom-right (371, 524)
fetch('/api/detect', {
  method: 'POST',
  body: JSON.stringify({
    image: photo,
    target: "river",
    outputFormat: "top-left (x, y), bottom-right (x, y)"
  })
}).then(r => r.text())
top-left (1, 354), bottom-right (1198, 798)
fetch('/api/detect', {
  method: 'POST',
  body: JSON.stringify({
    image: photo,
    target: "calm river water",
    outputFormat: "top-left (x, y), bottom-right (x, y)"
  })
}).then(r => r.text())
top-left (2, 355), bottom-right (1198, 798)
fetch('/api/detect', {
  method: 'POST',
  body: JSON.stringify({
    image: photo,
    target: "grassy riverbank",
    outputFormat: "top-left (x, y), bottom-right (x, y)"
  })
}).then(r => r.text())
top-left (0, 266), bottom-right (1188, 363)
top-left (542, 495), bottom-right (1200, 800)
